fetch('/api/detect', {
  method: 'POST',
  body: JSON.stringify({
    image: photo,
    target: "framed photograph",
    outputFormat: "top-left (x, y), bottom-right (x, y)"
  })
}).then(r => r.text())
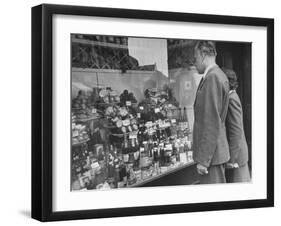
top-left (32, 4), bottom-right (274, 222)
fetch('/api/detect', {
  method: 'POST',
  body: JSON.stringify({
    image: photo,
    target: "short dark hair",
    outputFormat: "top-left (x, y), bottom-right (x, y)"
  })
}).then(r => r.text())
top-left (194, 40), bottom-right (217, 57)
top-left (222, 68), bottom-right (239, 90)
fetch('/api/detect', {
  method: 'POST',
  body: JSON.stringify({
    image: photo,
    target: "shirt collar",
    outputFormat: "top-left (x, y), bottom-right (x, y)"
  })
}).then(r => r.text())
top-left (202, 63), bottom-right (217, 79)
top-left (229, 90), bottom-right (236, 95)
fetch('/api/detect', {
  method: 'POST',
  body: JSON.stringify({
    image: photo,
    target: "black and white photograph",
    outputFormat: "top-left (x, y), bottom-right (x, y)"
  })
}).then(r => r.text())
top-left (70, 34), bottom-right (252, 191)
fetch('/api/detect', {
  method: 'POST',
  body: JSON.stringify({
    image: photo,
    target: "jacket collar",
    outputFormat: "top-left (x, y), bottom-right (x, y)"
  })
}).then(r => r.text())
top-left (202, 63), bottom-right (217, 79)
top-left (229, 89), bottom-right (236, 95)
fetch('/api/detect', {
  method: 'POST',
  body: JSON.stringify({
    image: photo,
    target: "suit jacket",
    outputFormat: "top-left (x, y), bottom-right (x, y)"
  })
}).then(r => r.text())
top-left (226, 91), bottom-right (249, 166)
top-left (193, 65), bottom-right (230, 167)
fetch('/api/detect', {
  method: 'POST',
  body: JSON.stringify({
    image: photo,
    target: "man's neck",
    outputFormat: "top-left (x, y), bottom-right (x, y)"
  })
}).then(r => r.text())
top-left (202, 60), bottom-right (217, 78)
top-left (204, 58), bottom-right (216, 70)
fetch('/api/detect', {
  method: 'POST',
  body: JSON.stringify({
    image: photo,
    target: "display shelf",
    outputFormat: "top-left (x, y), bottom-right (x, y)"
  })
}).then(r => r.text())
top-left (72, 139), bottom-right (90, 146)
top-left (75, 115), bottom-right (101, 123)
top-left (129, 160), bottom-right (195, 188)
top-left (95, 102), bottom-right (120, 106)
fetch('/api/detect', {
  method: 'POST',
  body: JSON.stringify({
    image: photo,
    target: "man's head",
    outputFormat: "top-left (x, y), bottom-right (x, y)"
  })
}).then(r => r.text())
top-left (193, 41), bottom-right (217, 73)
top-left (222, 68), bottom-right (238, 90)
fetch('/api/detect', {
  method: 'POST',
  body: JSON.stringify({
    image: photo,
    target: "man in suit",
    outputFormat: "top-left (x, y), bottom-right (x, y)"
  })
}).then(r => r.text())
top-left (222, 68), bottom-right (251, 183)
top-left (192, 41), bottom-right (230, 184)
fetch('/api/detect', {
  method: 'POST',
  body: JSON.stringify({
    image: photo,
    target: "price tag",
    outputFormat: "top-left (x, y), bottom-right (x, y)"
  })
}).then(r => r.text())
top-left (187, 140), bottom-right (192, 149)
top-left (116, 120), bottom-right (123, 128)
top-left (166, 122), bottom-right (171, 127)
top-left (117, 181), bottom-right (125, 188)
top-left (123, 154), bottom-right (129, 162)
top-left (180, 153), bottom-right (188, 164)
top-left (122, 119), bottom-right (130, 126)
top-left (92, 108), bottom-right (97, 114)
top-left (84, 170), bottom-right (91, 177)
top-left (91, 162), bottom-right (100, 169)
top-left (148, 128), bottom-right (155, 135)
top-left (159, 122), bottom-right (165, 128)
top-left (171, 119), bottom-right (176, 124)
top-left (154, 108), bottom-right (160, 113)
top-left (126, 101), bottom-right (132, 106)
top-left (145, 121), bottom-right (153, 127)
top-left (166, 144), bottom-right (173, 150)
top-left (129, 132), bottom-right (137, 139)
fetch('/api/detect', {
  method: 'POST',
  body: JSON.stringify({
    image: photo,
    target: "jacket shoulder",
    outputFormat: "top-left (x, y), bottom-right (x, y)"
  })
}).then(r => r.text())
top-left (207, 66), bottom-right (229, 90)
top-left (229, 92), bottom-right (241, 104)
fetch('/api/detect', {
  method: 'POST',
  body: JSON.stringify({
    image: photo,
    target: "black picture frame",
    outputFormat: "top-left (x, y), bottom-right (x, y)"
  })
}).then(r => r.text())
top-left (32, 3), bottom-right (274, 222)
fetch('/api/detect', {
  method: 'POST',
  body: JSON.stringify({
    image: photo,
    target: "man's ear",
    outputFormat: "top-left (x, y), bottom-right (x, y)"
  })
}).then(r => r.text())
top-left (201, 53), bottom-right (206, 64)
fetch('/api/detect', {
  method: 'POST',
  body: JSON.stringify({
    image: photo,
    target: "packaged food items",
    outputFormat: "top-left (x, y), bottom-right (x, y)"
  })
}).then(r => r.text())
top-left (72, 122), bottom-right (89, 144)
top-left (72, 92), bottom-right (100, 120)
top-left (105, 105), bottom-right (139, 136)
top-left (99, 87), bottom-right (120, 103)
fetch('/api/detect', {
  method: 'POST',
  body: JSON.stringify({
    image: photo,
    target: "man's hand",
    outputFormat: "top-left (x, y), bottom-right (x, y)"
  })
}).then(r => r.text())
top-left (196, 163), bottom-right (208, 175)
top-left (226, 163), bottom-right (239, 169)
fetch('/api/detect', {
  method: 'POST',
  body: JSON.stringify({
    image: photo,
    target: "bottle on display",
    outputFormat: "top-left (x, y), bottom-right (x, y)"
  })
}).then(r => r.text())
top-left (165, 144), bottom-right (173, 165)
top-left (148, 136), bottom-right (154, 158)
top-left (97, 149), bottom-right (104, 161)
top-left (127, 164), bottom-right (137, 185)
top-left (179, 142), bottom-right (188, 164)
top-left (133, 148), bottom-right (140, 168)
top-left (108, 161), bottom-right (115, 179)
top-left (121, 134), bottom-right (129, 163)
top-left (131, 138), bottom-right (136, 150)
top-left (159, 143), bottom-right (165, 167)
top-left (178, 107), bottom-right (182, 122)
top-left (183, 107), bottom-right (190, 136)
top-left (152, 145), bottom-right (159, 174)
top-left (114, 164), bottom-right (121, 188)
top-left (173, 143), bottom-right (180, 163)
top-left (170, 118), bottom-right (177, 137)
top-left (177, 108), bottom-right (184, 138)
top-left (153, 144), bottom-right (159, 163)
top-left (139, 145), bottom-right (145, 169)
top-left (123, 133), bottom-right (128, 149)
top-left (183, 107), bottom-right (187, 125)
top-left (137, 127), bottom-right (143, 144)
top-left (119, 163), bottom-right (127, 186)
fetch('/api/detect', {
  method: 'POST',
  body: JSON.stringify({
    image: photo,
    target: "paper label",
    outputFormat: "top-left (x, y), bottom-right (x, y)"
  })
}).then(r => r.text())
top-left (126, 101), bottom-right (132, 106)
top-left (129, 132), bottom-right (137, 139)
top-left (91, 162), bottom-right (100, 169)
top-left (145, 121), bottom-right (153, 127)
top-left (73, 130), bottom-right (79, 137)
top-left (166, 144), bottom-right (173, 150)
top-left (122, 119), bottom-right (130, 126)
top-left (117, 181), bottom-right (125, 188)
top-left (123, 154), bottom-right (129, 162)
top-left (180, 153), bottom-right (188, 164)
